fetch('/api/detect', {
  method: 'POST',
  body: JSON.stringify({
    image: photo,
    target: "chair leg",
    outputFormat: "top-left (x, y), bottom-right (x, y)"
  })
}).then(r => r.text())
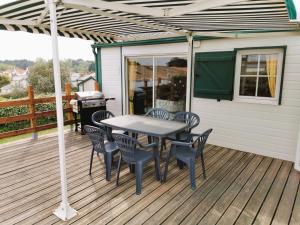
top-left (116, 155), bottom-right (122, 186)
top-left (135, 163), bottom-right (143, 195)
top-left (189, 159), bottom-right (196, 190)
top-left (200, 151), bottom-right (206, 179)
top-left (177, 159), bottom-right (184, 169)
top-left (163, 147), bottom-right (174, 182)
top-left (89, 148), bottom-right (94, 175)
top-left (105, 152), bottom-right (112, 181)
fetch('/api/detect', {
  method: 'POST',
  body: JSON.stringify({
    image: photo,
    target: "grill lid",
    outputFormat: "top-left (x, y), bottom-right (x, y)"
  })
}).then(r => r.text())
top-left (75, 91), bottom-right (104, 100)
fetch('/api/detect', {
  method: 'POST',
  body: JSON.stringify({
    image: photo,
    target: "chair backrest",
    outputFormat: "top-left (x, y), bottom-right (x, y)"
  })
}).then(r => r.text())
top-left (145, 108), bottom-right (170, 120)
top-left (84, 125), bottom-right (106, 154)
top-left (92, 110), bottom-right (115, 127)
top-left (112, 133), bottom-right (138, 164)
top-left (174, 111), bottom-right (200, 132)
top-left (194, 129), bottom-right (213, 156)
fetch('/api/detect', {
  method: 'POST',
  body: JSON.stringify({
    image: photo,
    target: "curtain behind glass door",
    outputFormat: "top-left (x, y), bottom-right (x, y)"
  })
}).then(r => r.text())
top-left (127, 58), bottom-right (153, 115)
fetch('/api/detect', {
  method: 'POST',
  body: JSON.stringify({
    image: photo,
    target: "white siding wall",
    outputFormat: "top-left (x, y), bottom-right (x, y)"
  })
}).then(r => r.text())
top-left (100, 35), bottom-right (300, 161)
top-left (101, 47), bottom-right (122, 115)
top-left (192, 35), bottom-right (300, 161)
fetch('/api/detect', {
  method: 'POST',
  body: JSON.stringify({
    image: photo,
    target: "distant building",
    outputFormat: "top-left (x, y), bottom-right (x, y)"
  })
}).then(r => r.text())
top-left (70, 73), bottom-right (81, 87)
top-left (11, 67), bottom-right (29, 89)
top-left (0, 67), bottom-right (29, 94)
top-left (77, 74), bottom-right (96, 91)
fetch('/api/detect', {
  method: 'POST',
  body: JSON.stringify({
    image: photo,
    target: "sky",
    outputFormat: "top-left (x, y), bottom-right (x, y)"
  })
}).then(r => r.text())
top-left (0, 31), bottom-right (94, 61)
top-left (0, 0), bottom-right (94, 61)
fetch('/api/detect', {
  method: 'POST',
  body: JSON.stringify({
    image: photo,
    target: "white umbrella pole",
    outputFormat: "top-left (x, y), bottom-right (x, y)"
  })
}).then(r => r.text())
top-left (47, 0), bottom-right (77, 220)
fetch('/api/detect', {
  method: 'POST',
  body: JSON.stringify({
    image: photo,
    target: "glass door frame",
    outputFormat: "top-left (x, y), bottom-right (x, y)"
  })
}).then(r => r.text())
top-left (124, 53), bottom-right (188, 114)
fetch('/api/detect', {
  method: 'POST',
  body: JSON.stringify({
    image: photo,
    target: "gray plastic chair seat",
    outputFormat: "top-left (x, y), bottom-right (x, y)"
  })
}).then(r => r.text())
top-left (173, 147), bottom-right (195, 162)
top-left (134, 149), bottom-right (153, 164)
top-left (104, 141), bottom-right (119, 152)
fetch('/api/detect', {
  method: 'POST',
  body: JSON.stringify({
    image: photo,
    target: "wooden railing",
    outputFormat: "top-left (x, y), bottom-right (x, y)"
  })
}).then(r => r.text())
top-left (0, 83), bottom-right (74, 139)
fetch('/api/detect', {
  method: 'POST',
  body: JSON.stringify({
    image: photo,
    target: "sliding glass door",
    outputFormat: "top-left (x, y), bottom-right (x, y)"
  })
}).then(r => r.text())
top-left (127, 56), bottom-right (187, 115)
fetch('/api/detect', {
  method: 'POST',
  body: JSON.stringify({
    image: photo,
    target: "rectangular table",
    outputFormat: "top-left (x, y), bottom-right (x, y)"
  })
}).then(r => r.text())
top-left (101, 114), bottom-right (188, 180)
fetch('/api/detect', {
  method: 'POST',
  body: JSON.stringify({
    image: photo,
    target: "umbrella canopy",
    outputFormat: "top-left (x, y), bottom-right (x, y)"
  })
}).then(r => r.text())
top-left (0, 0), bottom-right (299, 43)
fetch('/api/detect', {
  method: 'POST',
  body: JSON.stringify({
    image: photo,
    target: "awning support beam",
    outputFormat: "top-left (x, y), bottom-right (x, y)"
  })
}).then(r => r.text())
top-left (62, 2), bottom-right (187, 35)
top-left (47, 0), bottom-right (77, 221)
top-left (169, 0), bottom-right (245, 17)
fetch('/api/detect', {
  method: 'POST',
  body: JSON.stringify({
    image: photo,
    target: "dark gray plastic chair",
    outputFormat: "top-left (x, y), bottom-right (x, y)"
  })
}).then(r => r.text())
top-left (84, 125), bottom-right (119, 181)
top-left (163, 129), bottom-right (213, 190)
top-left (161, 111), bottom-right (200, 153)
top-left (145, 108), bottom-right (170, 120)
top-left (92, 110), bottom-right (125, 141)
top-left (145, 108), bottom-right (170, 144)
top-left (113, 133), bottom-right (160, 195)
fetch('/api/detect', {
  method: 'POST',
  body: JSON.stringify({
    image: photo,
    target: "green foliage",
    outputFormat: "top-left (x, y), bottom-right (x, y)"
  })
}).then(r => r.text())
top-left (0, 63), bottom-right (13, 72)
top-left (0, 74), bottom-right (10, 88)
top-left (1, 88), bottom-right (27, 99)
top-left (64, 59), bottom-right (95, 73)
top-left (0, 101), bottom-right (68, 133)
top-left (28, 58), bottom-right (70, 94)
top-left (0, 59), bottom-right (33, 69)
top-left (0, 105), bottom-right (29, 132)
top-left (88, 62), bottom-right (95, 72)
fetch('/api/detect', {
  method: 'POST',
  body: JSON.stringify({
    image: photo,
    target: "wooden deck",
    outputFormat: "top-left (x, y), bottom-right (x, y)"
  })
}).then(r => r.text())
top-left (0, 131), bottom-right (299, 225)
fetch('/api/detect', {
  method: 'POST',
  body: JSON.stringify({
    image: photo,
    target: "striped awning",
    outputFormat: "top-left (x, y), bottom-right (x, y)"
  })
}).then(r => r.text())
top-left (0, 0), bottom-right (299, 43)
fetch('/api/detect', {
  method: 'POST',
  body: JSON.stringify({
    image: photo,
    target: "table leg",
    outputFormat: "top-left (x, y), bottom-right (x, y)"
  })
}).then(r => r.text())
top-left (153, 137), bottom-right (161, 181)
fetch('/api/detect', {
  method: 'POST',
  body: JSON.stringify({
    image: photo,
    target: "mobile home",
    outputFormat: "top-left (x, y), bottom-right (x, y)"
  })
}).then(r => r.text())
top-left (94, 33), bottom-right (300, 166)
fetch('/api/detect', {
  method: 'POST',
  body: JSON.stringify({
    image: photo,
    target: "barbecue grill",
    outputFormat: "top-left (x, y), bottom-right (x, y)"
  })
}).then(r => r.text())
top-left (70, 91), bottom-right (114, 134)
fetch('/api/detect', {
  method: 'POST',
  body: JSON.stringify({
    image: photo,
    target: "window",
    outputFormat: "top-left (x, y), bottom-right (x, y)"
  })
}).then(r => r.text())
top-left (127, 56), bottom-right (187, 115)
top-left (234, 48), bottom-right (284, 105)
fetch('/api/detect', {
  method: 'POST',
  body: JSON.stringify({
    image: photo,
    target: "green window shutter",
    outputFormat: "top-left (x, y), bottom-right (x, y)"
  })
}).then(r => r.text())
top-left (194, 51), bottom-right (236, 101)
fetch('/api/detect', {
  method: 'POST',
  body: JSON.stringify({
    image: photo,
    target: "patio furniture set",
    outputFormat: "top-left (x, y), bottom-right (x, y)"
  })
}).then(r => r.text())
top-left (85, 108), bottom-right (212, 194)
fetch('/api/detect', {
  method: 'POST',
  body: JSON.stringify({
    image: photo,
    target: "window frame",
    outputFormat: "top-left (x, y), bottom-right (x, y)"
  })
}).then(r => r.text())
top-left (234, 48), bottom-right (284, 105)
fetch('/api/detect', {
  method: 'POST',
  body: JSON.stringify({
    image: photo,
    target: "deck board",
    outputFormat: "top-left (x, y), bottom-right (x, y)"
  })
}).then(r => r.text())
top-left (0, 131), bottom-right (299, 225)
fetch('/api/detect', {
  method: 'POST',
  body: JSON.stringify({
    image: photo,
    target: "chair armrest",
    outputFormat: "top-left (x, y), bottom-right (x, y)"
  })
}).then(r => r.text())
top-left (137, 142), bottom-right (157, 149)
top-left (170, 140), bottom-right (192, 147)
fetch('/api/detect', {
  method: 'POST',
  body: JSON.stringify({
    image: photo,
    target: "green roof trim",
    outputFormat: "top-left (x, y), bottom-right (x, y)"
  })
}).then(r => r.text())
top-left (285, 0), bottom-right (297, 20)
top-left (92, 36), bottom-right (218, 48)
top-left (92, 29), bottom-right (300, 49)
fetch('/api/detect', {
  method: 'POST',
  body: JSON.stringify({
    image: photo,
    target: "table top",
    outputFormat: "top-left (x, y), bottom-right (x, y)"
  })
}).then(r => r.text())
top-left (101, 114), bottom-right (187, 137)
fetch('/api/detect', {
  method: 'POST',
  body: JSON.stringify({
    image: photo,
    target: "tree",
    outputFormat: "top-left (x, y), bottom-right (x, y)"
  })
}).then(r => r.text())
top-left (0, 74), bottom-right (10, 88)
top-left (28, 59), bottom-right (70, 94)
top-left (88, 62), bottom-right (95, 72)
